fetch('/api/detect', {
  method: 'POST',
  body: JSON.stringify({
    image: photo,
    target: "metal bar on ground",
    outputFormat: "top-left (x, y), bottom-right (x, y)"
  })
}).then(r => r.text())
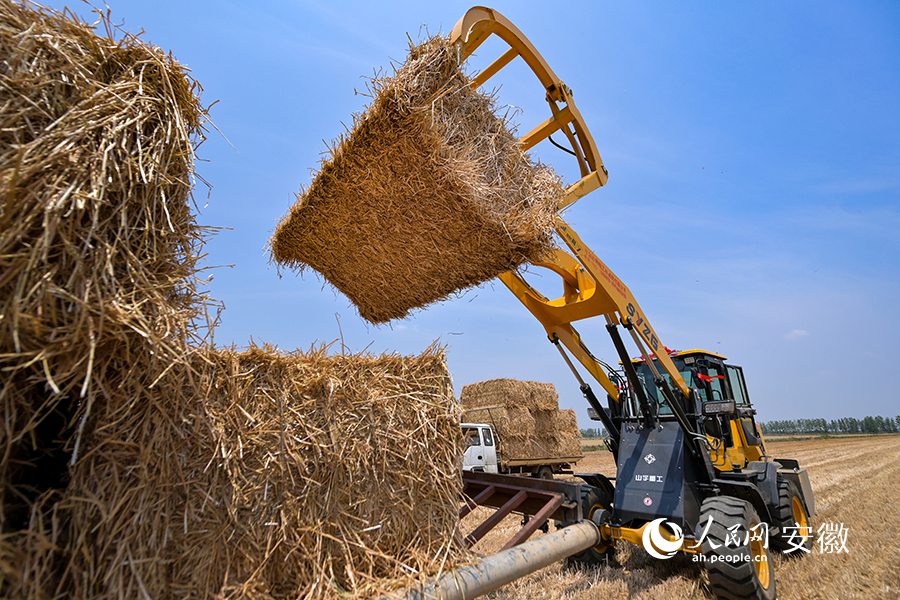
top-left (403, 521), bottom-right (601, 600)
top-left (460, 485), bottom-right (496, 520)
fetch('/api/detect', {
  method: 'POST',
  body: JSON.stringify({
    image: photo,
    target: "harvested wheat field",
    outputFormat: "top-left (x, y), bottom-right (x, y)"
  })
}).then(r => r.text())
top-left (472, 435), bottom-right (900, 600)
top-left (271, 37), bottom-right (562, 323)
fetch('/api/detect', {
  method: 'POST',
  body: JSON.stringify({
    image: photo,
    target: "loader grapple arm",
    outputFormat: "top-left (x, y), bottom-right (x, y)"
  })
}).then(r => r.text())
top-left (450, 6), bottom-right (607, 209)
top-left (450, 7), bottom-right (693, 406)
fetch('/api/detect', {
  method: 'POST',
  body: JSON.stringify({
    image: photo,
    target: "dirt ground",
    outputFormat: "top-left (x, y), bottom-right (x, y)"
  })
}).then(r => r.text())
top-left (464, 435), bottom-right (900, 599)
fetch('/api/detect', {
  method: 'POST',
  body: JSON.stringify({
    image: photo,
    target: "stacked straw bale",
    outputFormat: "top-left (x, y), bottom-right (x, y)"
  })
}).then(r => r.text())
top-left (271, 37), bottom-right (563, 323)
top-left (460, 379), bottom-right (583, 461)
top-left (0, 0), bottom-right (207, 594)
top-left (59, 345), bottom-right (462, 599)
top-left (0, 2), bottom-right (466, 598)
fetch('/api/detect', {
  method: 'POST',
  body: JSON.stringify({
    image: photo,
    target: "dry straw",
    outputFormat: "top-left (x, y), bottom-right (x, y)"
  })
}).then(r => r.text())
top-left (0, 2), bottom-right (466, 598)
top-left (0, 0), bottom-right (208, 594)
top-left (60, 345), bottom-right (463, 599)
top-left (461, 379), bottom-right (583, 461)
top-left (271, 37), bottom-right (563, 323)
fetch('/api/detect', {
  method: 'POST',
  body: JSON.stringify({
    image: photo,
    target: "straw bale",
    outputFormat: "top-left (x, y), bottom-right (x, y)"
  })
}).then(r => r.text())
top-left (1, 4), bottom-right (468, 598)
top-left (553, 409), bottom-right (583, 458)
top-left (461, 378), bottom-right (559, 412)
top-left (58, 344), bottom-right (464, 599)
top-left (270, 37), bottom-right (563, 323)
top-left (0, 490), bottom-right (60, 599)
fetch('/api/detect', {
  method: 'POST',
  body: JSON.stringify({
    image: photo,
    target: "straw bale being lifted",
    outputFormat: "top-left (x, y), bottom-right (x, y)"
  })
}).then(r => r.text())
top-left (59, 345), bottom-right (464, 599)
top-left (271, 37), bottom-right (563, 323)
top-left (461, 379), bottom-right (583, 461)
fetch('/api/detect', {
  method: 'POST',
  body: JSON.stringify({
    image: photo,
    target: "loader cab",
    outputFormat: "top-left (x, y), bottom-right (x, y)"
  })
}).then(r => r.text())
top-left (609, 350), bottom-right (771, 530)
top-left (629, 349), bottom-right (766, 470)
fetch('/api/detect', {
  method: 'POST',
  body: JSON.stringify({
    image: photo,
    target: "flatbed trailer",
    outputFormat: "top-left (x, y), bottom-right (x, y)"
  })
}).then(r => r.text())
top-left (500, 456), bottom-right (583, 475)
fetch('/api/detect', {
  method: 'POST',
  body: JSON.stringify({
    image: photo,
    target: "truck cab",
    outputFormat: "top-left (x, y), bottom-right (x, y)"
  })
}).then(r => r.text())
top-left (462, 423), bottom-right (499, 473)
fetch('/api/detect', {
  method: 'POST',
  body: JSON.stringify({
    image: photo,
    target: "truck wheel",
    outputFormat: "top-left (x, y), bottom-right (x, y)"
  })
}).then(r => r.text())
top-left (565, 485), bottom-right (616, 567)
top-left (699, 496), bottom-right (775, 600)
top-left (532, 466), bottom-right (554, 480)
top-left (770, 477), bottom-right (813, 554)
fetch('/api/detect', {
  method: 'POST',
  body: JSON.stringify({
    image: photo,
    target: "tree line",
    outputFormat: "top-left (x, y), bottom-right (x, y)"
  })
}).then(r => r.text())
top-left (758, 416), bottom-right (900, 435)
top-left (580, 415), bottom-right (900, 438)
top-left (581, 427), bottom-right (607, 438)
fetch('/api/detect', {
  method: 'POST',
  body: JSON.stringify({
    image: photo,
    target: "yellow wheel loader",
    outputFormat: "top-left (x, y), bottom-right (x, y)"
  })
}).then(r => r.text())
top-left (414, 7), bottom-right (816, 600)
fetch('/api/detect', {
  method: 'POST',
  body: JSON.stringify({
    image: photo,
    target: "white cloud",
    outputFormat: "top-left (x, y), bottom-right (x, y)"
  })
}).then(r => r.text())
top-left (784, 329), bottom-right (810, 341)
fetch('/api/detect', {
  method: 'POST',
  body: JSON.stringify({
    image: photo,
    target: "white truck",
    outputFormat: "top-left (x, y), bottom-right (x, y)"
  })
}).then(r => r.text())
top-left (461, 422), bottom-right (582, 479)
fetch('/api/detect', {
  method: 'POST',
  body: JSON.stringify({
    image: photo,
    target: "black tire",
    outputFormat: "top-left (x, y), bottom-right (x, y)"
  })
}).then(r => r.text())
top-left (770, 477), bottom-right (813, 554)
top-left (533, 465), bottom-right (554, 480)
top-left (565, 485), bottom-right (616, 567)
top-left (699, 496), bottom-right (776, 600)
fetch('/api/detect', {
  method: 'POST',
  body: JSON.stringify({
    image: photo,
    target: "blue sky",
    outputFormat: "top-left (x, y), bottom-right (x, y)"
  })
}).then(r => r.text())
top-left (51, 1), bottom-right (899, 424)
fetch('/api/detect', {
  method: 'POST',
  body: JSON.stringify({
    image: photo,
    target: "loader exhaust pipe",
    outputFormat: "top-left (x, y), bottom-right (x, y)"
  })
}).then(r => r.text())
top-left (402, 521), bottom-right (601, 600)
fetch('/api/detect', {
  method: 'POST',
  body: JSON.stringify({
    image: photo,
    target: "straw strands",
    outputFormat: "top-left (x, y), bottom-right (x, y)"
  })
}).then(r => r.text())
top-left (270, 37), bottom-right (563, 323)
top-left (0, 1), bottom-right (208, 594)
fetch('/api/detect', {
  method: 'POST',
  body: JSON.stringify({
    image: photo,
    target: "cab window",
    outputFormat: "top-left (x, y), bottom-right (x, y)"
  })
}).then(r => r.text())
top-left (705, 365), bottom-right (725, 401)
top-left (481, 428), bottom-right (494, 446)
top-left (634, 362), bottom-right (697, 415)
top-left (464, 429), bottom-right (481, 447)
top-left (727, 365), bottom-right (749, 406)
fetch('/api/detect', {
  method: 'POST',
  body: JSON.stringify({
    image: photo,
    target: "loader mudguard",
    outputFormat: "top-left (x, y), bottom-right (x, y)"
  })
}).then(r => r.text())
top-left (746, 460), bottom-right (780, 508)
top-left (710, 479), bottom-right (774, 525)
top-left (776, 465), bottom-right (816, 517)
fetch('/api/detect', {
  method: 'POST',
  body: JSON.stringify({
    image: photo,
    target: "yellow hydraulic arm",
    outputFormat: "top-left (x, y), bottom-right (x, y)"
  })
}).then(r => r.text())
top-left (450, 7), bottom-right (692, 413)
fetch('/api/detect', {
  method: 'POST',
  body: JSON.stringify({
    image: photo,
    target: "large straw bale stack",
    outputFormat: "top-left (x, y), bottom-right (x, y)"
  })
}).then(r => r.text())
top-left (460, 379), bottom-right (583, 461)
top-left (58, 345), bottom-right (463, 599)
top-left (270, 37), bottom-right (563, 323)
top-left (0, 1), bottom-right (207, 594)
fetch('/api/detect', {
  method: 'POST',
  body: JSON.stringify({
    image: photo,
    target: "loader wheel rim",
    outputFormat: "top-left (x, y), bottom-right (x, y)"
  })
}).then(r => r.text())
top-left (792, 496), bottom-right (809, 538)
top-left (751, 535), bottom-right (771, 590)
